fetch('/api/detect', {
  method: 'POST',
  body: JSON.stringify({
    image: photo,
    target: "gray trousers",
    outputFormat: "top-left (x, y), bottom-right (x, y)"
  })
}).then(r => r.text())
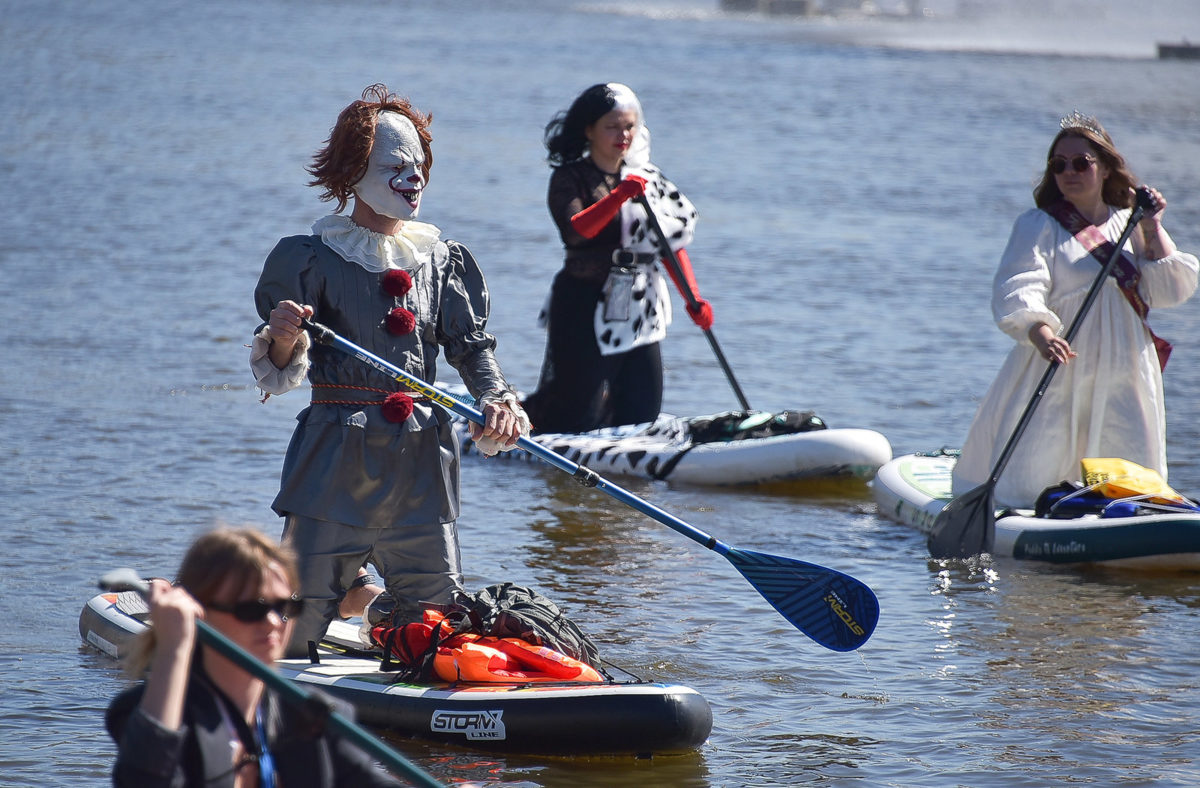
top-left (281, 513), bottom-right (463, 658)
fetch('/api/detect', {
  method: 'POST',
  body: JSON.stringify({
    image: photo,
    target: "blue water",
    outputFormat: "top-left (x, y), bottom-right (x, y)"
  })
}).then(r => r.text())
top-left (4, 0), bottom-right (1200, 785)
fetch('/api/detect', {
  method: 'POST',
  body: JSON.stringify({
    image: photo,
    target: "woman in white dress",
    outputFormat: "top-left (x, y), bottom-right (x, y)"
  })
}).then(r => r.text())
top-left (951, 112), bottom-right (1198, 508)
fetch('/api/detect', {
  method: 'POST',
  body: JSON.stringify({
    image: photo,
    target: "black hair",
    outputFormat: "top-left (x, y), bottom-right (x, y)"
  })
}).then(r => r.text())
top-left (544, 83), bottom-right (619, 167)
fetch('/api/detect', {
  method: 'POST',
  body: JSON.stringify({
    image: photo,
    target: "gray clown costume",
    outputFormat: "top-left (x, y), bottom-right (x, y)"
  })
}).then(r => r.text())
top-left (253, 217), bottom-right (513, 656)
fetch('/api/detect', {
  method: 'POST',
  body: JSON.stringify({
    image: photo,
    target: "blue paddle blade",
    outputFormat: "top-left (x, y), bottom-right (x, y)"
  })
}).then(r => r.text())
top-left (725, 548), bottom-right (879, 651)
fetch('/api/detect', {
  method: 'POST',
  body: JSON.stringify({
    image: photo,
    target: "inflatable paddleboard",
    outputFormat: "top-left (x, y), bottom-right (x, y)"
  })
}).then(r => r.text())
top-left (446, 384), bottom-right (892, 486)
top-left (79, 591), bottom-right (712, 755)
top-left (872, 451), bottom-right (1200, 569)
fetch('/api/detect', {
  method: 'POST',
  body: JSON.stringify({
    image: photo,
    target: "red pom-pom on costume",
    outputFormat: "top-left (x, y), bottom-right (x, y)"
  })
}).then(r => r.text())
top-left (385, 307), bottom-right (416, 335)
top-left (382, 269), bottom-right (413, 298)
top-left (381, 392), bottom-right (414, 423)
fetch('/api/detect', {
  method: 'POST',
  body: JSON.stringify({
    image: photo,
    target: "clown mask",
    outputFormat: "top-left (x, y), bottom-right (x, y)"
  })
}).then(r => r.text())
top-left (353, 111), bottom-right (426, 221)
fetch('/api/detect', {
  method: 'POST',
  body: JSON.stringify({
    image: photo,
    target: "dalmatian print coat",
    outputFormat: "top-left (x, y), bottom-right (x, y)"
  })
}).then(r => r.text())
top-left (591, 164), bottom-right (698, 356)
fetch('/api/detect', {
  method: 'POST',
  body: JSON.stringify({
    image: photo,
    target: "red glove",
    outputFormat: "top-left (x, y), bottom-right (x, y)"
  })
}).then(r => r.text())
top-left (664, 248), bottom-right (714, 330)
top-left (569, 175), bottom-right (648, 239)
top-left (686, 299), bottom-right (714, 331)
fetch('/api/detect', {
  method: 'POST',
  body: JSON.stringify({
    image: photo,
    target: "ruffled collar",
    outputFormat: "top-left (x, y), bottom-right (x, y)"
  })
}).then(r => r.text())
top-left (311, 214), bottom-right (441, 273)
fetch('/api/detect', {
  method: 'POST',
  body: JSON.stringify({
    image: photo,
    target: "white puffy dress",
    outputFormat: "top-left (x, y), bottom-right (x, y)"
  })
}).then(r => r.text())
top-left (951, 207), bottom-right (1198, 507)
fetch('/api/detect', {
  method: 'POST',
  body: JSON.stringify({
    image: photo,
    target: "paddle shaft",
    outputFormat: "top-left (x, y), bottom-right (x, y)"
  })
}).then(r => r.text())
top-left (300, 318), bottom-right (877, 650)
top-left (982, 199), bottom-right (1147, 488)
top-left (100, 572), bottom-right (442, 788)
top-left (633, 193), bottom-right (752, 410)
top-left (304, 319), bottom-right (730, 555)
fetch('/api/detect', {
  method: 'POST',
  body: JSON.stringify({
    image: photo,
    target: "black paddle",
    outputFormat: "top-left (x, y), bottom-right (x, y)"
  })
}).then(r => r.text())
top-left (927, 188), bottom-right (1153, 559)
top-left (302, 318), bottom-right (878, 651)
top-left (99, 570), bottom-right (443, 788)
top-left (633, 192), bottom-right (753, 410)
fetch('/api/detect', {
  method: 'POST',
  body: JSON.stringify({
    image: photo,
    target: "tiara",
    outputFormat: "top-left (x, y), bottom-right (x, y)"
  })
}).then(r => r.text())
top-left (1060, 110), bottom-right (1104, 136)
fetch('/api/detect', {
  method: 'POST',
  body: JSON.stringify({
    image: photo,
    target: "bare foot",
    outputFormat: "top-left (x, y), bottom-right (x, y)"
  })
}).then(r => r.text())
top-left (338, 569), bottom-right (384, 619)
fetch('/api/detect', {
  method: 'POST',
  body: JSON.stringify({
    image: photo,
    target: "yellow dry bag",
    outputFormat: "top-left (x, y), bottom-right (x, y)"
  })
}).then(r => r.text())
top-left (1080, 458), bottom-right (1189, 505)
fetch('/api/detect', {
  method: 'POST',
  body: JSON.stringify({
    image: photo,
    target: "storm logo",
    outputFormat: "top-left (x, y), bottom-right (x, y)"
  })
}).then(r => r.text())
top-left (824, 592), bottom-right (866, 637)
top-left (430, 710), bottom-right (507, 740)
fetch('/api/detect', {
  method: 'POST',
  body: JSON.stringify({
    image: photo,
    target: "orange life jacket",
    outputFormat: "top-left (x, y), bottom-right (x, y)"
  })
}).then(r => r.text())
top-left (371, 608), bottom-right (603, 684)
top-left (433, 632), bottom-right (603, 683)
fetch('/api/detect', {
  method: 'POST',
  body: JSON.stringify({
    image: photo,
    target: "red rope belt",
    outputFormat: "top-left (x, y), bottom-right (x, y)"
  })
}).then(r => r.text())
top-left (310, 383), bottom-right (429, 405)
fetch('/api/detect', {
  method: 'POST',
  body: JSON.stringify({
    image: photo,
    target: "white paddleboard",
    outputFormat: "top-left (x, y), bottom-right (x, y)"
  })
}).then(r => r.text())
top-left (873, 452), bottom-right (1200, 569)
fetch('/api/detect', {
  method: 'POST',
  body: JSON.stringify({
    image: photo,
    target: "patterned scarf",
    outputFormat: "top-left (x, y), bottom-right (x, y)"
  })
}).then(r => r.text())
top-left (1044, 200), bottom-right (1172, 370)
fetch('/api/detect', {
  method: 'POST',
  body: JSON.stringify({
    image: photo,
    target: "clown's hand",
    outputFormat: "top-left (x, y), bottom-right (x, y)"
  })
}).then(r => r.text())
top-left (471, 389), bottom-right (531, 457)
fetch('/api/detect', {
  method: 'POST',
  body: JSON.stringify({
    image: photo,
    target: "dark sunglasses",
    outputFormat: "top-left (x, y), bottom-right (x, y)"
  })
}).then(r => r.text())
top-left (208, 595), bottom-right (304, 623)
top-left (1048, 154), bottom-right (1097, 175)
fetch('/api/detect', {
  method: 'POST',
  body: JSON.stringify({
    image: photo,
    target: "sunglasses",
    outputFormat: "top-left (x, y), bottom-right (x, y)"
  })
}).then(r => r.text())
top-left (1048, 154), bottom-right (1097, 175)
top-left (208, 595), bottom-right (304, 623)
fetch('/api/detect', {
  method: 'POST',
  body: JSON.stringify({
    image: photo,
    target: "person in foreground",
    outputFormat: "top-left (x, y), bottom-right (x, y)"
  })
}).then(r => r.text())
top-left (951, 111), bottom-right (1198, 508)
top-left (521, 82), bottom-right (712, 434)
top-left (105, 528), bottom-right (403, 787)
top-left (251, 84), bottom-right (529, 657)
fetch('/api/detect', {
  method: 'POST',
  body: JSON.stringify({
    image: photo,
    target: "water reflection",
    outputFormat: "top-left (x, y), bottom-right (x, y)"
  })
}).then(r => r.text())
top-left (927, 560), bottom-right (1200, 778)
top-left (519, 471), bottom-right (709, 650)
top-left (523, 470), bottom-right (675, 566)
top-left (378, 736), bottom-right (711, 788)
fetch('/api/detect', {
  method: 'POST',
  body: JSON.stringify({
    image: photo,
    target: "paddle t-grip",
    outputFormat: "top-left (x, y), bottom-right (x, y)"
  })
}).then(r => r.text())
top-left (1134, 185), bottom-right (1157, 214)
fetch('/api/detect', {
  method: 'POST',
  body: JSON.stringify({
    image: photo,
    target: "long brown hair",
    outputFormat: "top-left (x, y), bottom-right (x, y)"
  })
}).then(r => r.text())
top-left (124, 528), bottom-right (299, 676)
top-left (1033, 119), bottom-right (1138, 210)
top-left (307, 84), bottom-right (434, 213)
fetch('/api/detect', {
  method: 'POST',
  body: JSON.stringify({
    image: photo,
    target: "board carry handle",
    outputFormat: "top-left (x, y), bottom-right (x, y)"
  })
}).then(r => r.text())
top-left (301, 318), bottom-right (879, 652)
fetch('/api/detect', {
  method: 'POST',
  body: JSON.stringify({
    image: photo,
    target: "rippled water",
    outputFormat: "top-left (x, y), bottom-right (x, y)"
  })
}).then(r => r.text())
top-left (4, 0), bottom-right (1200, 785)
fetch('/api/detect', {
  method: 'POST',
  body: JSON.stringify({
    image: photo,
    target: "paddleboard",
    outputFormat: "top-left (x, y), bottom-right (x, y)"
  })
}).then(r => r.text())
top-left (79, 591), bottom-right (712, 755)
top-left (872, 451), bottom-right (1200, 569)
top-left (446, 384), bottom-right (892, 486)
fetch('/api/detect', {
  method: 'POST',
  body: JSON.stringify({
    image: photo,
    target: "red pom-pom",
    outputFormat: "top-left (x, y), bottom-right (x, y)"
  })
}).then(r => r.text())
top-left (385, 307), bottom-right (416, 335)
top-left (381, 392), bottom-right (414, 423)
top-left (382, 269), bottom-right (413, 298)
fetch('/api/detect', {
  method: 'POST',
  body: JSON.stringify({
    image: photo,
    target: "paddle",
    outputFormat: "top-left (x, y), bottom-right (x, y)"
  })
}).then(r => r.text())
top-left (927, 189), bottom-right (1153, 559)
top-left (99, 569), bottom-right (443, 788)
top-left (633, 192), bottom-right (753, 410)
top-left (301, 318), bottom-right (878, 652)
